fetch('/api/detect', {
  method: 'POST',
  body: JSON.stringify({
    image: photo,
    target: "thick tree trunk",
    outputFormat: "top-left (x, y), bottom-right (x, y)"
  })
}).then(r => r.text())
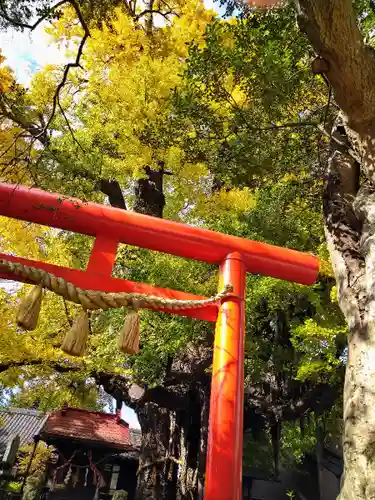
top-left (134, 345), bottom-right (213, 499)
top-left (99, 166), bottom-right (177, 500)
top-left (197, 384), bottom-right (209, 498)
top-left (175, 384), bottom-right (208, 500)
top-left (319, 116), bottom-right (375, 500)
top-left (131, 169), bottom-right (206, 499)
top-left (134, 383), bottom-right (210, 500)
top-left (318, 101), bottom-right (375, 500)
top-left (295, 2), bottom-right (375, 497)
top-left (340, 337), bottom-right (375, 499)
top-left (337, 176), bottom-right (375, 499)
top-left (316, 424), bottom-right (324, 500)
top-left (135, 404), bottom-right (172, 500)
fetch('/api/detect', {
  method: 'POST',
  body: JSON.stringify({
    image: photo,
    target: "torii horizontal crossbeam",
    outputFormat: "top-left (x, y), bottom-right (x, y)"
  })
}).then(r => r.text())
top-left (0, 183), bottom-right (318, 285)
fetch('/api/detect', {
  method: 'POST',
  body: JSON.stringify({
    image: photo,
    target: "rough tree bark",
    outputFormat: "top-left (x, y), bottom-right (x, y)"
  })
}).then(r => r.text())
top-left (135, 404), bottom-right (171, 499)
top-left (129, 350), bottom-right (212, 500)
top-left (170, 345), bottom-right (213, 500)
top-left (296, 1), bottom-right (375, 498)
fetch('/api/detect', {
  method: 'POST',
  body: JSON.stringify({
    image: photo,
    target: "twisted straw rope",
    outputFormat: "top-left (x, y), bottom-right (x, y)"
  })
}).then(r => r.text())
top-left (0, 259), bottom-right (233, 311)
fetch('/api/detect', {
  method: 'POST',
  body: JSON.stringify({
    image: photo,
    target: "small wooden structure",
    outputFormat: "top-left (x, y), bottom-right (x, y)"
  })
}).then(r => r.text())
top-left (40, 407), bottom-right (139, 500)
top-left (0, 407), bottom-right (140, 500)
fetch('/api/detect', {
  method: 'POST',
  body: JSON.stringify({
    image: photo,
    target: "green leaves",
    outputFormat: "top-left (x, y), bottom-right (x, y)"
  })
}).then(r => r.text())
top-left (0, 2), bottom-right (346, 469)
top-left (291, 319), bottom-right (345, 382)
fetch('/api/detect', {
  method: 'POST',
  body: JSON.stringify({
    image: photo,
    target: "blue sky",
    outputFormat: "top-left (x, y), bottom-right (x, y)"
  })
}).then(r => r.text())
top-left (0, 0), bottom-right (226, 85)
top-left (0, 24), bottom-right (69, 85)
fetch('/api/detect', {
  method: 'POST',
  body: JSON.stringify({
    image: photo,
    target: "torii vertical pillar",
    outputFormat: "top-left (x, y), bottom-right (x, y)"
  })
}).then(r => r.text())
top-left (205, 252), bottom-right (246, 500)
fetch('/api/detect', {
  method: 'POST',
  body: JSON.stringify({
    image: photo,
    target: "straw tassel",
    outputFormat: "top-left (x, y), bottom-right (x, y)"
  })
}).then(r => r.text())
top-left (117, 309), bottom-right (140, 355)
top-left (61, 309), bottom-right (89, 357)
top-left (16, 285), bottom-right (43, 330)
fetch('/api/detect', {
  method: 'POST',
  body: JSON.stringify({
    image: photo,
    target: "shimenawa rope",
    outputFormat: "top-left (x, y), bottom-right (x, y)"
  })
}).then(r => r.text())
top-left (0, 259), bottom-right (233, 311)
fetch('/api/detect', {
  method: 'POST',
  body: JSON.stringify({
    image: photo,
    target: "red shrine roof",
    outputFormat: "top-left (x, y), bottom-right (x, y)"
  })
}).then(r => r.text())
top-left (41, 408), bottom-right (133, 450)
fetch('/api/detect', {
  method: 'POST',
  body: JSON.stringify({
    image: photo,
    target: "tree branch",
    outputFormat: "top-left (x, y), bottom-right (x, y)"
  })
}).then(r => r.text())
top-left (0, 99), bottom-right (49, 145)
top-left (135, 8), bottom-right (178, 22)
top-left (222, 86), bottom-right (319, 133)
top-left (0, 0), bottom-right (69, 31)
top-left (97, 179), bottom-right (127, 209)
top-left (57, 97), bottom-right (86, 153)
top-left (296, 0), bottom-right (375, 130)
top-left (263, 121), bottom-right (318, 131)
top-left (0, 0), bottom-right (90, 151)
top-left (123, 0), bottom-right (137, 18)
top-left (42, 0), bottom-right (90, 134)
top-left (245, 377), bottom-right (343, 422)
top-left (94, 372), bottom-right (189, 410)
top-left (0, 359), bottom-right (80, 374)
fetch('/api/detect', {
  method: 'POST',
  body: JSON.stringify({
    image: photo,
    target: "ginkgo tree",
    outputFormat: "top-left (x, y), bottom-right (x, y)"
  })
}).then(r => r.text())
top-left (0, 1), bottom-right (348, 499)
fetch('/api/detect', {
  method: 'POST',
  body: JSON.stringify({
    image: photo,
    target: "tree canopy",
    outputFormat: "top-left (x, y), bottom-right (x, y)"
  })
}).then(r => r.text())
top-left (0, 0), bottom-right (364, 498)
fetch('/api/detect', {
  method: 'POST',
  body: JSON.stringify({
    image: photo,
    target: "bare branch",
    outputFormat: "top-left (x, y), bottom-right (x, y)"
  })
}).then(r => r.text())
top-left (0, 98), bottom-right (49, 145)
top-left (41, 0), bottom-right (90, 134)
top-left (136, 8), bottom-right (178, 21)
top-left (0, 0), bottom-right (90, 152)
top-left (221, 87), bottom-right (318, 133)
top-left (124, 0), bottom-right (137, 17)
top-left (0, 131), bottom-right (27, 161)
top-left (0, 359), bottom-right (81, 374)
top-left (57, 96), bottom-right (86, 153)
top-left (263, 121), bottom-right (318, 131)
top-left (0, 0), bottom-right (69, 31)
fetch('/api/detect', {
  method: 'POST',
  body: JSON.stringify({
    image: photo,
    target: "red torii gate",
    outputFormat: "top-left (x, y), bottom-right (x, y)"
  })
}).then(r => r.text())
top-left (0, 182), bottom-right (319, 500)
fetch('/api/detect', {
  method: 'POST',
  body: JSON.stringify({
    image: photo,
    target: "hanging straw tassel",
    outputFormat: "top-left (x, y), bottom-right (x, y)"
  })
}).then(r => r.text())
top-left (16, 285), bottom-right (43, 330)
top-left (61, 309), bottom-right (89, 357)
top-left (117, 309), bottom-right (140, 355)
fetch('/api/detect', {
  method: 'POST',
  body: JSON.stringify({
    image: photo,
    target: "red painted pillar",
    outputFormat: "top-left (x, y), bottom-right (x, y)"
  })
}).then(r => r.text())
top-left (205, 252), bottom-right (246, 500)
top-left (86, 236), bottom-right (118, 276)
